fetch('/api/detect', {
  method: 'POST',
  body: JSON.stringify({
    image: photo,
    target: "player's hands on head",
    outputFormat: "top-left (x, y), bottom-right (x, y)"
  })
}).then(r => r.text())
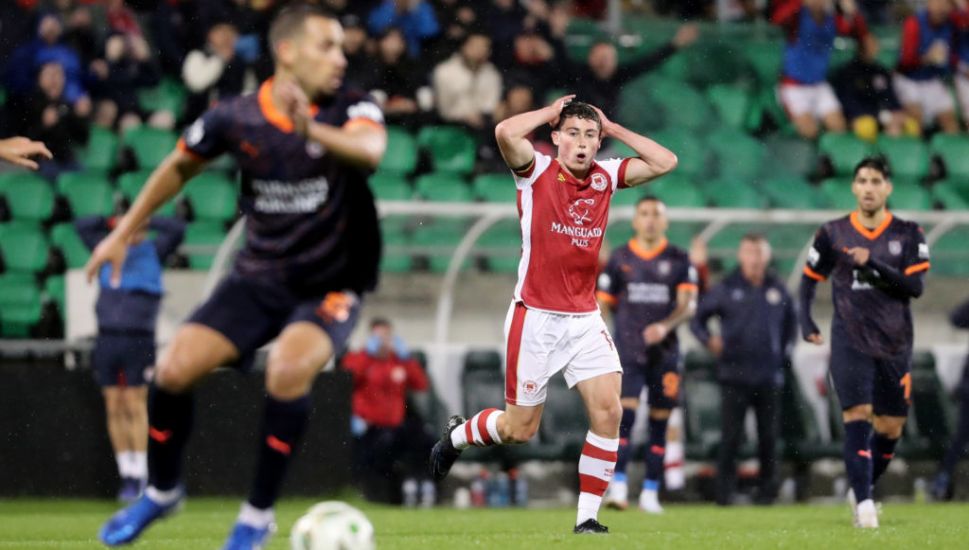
top-left (804, 333), bottom-right (824, 346)
top-left (589, 105), bottom-right (614, 137)
top-left (85, 233), bottom-right (128, 288)
top-left (548, 94), bottom-right (576, 127)
top-left (844, 246), bottom-right (870, 266)
top-left (643, 323), bottom-right (668, 345)
top-left (277, 79), bottom-right (312, 137)
top-left (0, 137), bottom-right (53, 170)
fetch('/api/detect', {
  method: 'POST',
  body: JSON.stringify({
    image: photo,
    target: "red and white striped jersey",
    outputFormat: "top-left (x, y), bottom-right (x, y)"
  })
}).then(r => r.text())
top-left (512, 152), bottom-right (631, 314)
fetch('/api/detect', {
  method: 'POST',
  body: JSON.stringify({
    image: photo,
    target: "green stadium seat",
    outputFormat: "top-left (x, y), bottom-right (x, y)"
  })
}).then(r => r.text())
top-left (705, 179), bottom-right (765, 209)
top-left (708, 129), bottom-right (766, 180)
top-left (649, 175), bottom-right (706, 208)
top-left (0, 275), bottom-right (42, 337)
top-left (183, 172), bottom-right (238, 222)
top-left (889, 180), bottom-right (932, 211)
top-left (931, 179), bottom-right (969, 209)
top-left (183, 222), bottom-right (226, 270)
top-left (910, 351), bottom-right (953, 454)
top-left (369, 173), bottom-right (413, 201)
top-left (1, 173), bottom-right (54, 222)
top-left (477, 220), bottom-right (520, 273)
top-left (819, 177), bottom-right (857, 210)
top-left (667, 222), bottom-right (702, 249)
top-left (706, 84), bottom-right (751, 130)
top-left (138, 77), bottom-right (187, 117)
top-left (56, 172), bottom-right (115, 217)
top-left (606, 219), bottom-right (634, 245)
top-left (380, 226), bottom-right (413, 273)
top-left (414, 173), bottom-right (472, 202)
top-left (79, 126), bottom-right (119, 172)
top-left (610, 186), bottom-right (647, 207)
top-left (876, 137), bottom-right (929, 180)
top-left (123, 126), bottom-right (178, 169)
top-left (378, 127), bottom-right (418, 175)
top-left (43, 275), bottom-right (65, 315)
top-left (118, 171), bottom-right (177, 217)
top-left (50, 223), bottom-right (90, 269)
top-left (648, 79), bottom-right (714, 131)
top-left (412, 219), bottom-right (470, 273)
top-left (932, 227), bottom-right (969, 276)
top-left (649, 130), bottom-right (708, 179)
top-left (745, 43), bottom-right (783, 85)
top-left (683, 350), bottom-right (721, 459)
top-left (764, 136), bottom-right (818, 177)
top-left (931, 134), bottom-right (969, 179)
top-left (0, 223), bottom-right (49, 275)
top-left (762, 176), bottom-right (824, 209)
top-left (417, 126), bottom-right (477, 175)
top-left (472, 173), bottom-right (516, 203)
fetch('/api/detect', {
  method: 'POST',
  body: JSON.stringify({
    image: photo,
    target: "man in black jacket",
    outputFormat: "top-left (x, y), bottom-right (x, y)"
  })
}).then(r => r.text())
top-left (932, 298), bottom-right (969, 500)
top-left (691, 233), bottom-right (797, 506)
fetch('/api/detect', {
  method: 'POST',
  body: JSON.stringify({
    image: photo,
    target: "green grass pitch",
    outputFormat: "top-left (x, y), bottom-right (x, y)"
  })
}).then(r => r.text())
top-left (2, 498), bottom-right (969, 549)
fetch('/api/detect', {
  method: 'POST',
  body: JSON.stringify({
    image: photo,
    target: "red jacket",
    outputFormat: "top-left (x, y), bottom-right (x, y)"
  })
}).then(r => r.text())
top-left (342, 350), bottom-right (428, 428)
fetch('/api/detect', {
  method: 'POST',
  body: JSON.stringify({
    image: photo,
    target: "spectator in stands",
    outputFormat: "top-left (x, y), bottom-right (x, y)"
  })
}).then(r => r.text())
top-left (182, 22), bottom-right (247, 125)
top-left (341, 15), bottom-right (373, 90)
top-left (4, 13), bottom-right (89, 106)
top-left (772, 0), bottom-right (867, 140)
top-left (15, 62), bottom-right (90, 180)
top-left (106, 0), bottom-right (143, 38)
top-left (432, 31), bottom-right (502, 130)
top-left (550, 23), bottom-right (700, 117)
top-left (0, 137), bottom-right (52, 170)
top-left (342, 318), bottom-right (435, 506)
top-left (932, 297), bottom-right (969, 501)
top-left (75, 214), bottom-right (186, 503)
top-left (831, 35), bottom-right (914, 141)
top-left (895, 0), bottom-right (960, 135)
top-left (367, 0), bottom-right (440, 59)
top-left (426, 0), bottom-right (478, 63)
top-left (953, 0), bottom-right (969, 130)
top-left (483, 0), bottom-right (529, 68)
top-left (60, 2), bottom-right (101, 67)
top-left (690, 233), bottom-right (797, 506)
top-left (503, 29), bottom-right (559, 103)
top-left (90, 33), bottom-right (164, 132)
top-left (365, 27), bottom-right (431, 128)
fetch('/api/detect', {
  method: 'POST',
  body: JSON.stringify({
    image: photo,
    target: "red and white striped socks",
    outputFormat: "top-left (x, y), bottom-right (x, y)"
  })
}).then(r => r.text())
top-left (577, 431), bottom-right (619, 525)
top-left (450, 408), bottom-right (504, 450)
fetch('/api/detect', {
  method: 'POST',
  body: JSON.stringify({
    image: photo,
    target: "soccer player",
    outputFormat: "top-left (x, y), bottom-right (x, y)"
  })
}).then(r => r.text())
top-left (76, 215), bottom-right (185, 502)
top-left (91, 6), bottom-right (387, 549)
top-left (0, 136), bottom-right (52, 169)
top-left (596, 196), bottom-right (698, 514)
top-left (799, 157), bottom-right (930, 528)
top-left (430, 96), bottom-right (678, 534)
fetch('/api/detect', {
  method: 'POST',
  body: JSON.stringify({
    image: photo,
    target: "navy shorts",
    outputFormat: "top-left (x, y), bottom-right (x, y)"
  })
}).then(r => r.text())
top-left (829, 336), bottom-right (911, 417)
top-left (620, 348), bottom-right (681, 409)
top-left (92, 331), bottom-right (155, 387)
top-left (186, 274), bottom-right (361, 371)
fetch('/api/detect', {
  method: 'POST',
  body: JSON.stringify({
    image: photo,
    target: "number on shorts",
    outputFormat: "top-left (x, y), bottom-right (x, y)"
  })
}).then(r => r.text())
top-left (662, 372), bottom-right (680, 399)
top-left (900, 372), bottom-right (912, 402)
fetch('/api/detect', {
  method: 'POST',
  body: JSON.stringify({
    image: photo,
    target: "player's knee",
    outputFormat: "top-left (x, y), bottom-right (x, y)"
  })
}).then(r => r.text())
top-left (591, 398), bottom-right (622, 432)
top-left (265, 359), bottom-right (316, 399)
top-left (873, 416), bottom-right (905, 439)
top-left (153, 358), bottom-right (194, 393)
top-left (620, 397), bottom-right (639, 410)
top-left (842, 405), bottom-right (872, 423)
top-left (121, 389), bottom-right (146, 416)
top-left (649, 407), bottom-right (671, 421)
top-left (102, 391), bottom-right (123, 416)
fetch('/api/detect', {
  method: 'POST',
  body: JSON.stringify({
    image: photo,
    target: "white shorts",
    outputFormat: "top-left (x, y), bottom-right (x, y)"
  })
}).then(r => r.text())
top-left (955, 73), bottom-right (969, 125)
top-left (503, 302), bottom-right (622, 407)
top-left (893, 74), bottom-right (955, 122)
top-left (777, 82), bottom-right (842, 119)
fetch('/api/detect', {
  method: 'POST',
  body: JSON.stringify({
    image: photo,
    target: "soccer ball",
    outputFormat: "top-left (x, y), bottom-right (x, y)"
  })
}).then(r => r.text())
top-left (290, 501), bottom-right (375, 550)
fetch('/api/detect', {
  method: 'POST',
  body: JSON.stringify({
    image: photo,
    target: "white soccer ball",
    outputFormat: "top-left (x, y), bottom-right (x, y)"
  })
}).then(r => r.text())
top-left (290, 501), bottom-right (376, 550)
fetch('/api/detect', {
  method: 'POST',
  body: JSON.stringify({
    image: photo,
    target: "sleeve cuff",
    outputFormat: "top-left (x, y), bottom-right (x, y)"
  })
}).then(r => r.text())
top-left (904, 262), bottom-right (930, 275)
top-left (803, 266), bottom-right (827, 282)
top-left (596, 290), bottom-right (618, 307)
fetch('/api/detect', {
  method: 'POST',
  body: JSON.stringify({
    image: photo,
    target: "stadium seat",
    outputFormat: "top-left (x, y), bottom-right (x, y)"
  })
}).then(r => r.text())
top-left (182, 172), bottom-right (238, 222)
top-left (79, 126), bottom-right (119, 173)
top-left (708, 129), bottom-right (766, 180)
top-left (819, 177), bottom-right (857, 210)
top-left (0, 223), bottom-right (50, 275)
top-left (540, 376), bottom-right (591, 457)
top-left (649, 176), bottom-right (706, 208)
top-left (705, 179), bottom-right (765, 209)
top-left (379, 225), bottom-right (413, 273)
top-left (932, 227), bottom-right (969, 276)
top-left (761, 176), bottom-right (824, 209)
top-left (50, 223), bottom-right (90, 269)
top-left (888, 180), bottom-right (932, 211)
top-left (43, 274), bottom-right (65, 315)
top-left (910, 352), bottom-right (953, 455)
top-left (931, 134), bottom-right (969, 179)
top-left (378, 127), bottom-right (418, 175)
top-left (931, 179), bottom-right (969, 209)
top-left (118, 171), bottom-right (177, 216)
top-left (706, 84), bottom-right (751, 130)
top-left (369, 173), bottom-right (413, 201)
top-left (56, 172), bottom-right (115, 217)
top-left (123, 126), bottom-right (178, 169)
top-left (745, 43), bottom-right (783, 85)
top-left (610, 186), bottom-right (647, 207)
top-left (683, 350), bottom-right (721, 459)
top-left (819, 133), bottom-right (872, 176)
top-left (763, 136), bottom-right (818, 177)
top-left (1, 173), bottom-right (54, 222)
top-left (414, 173), bottom-right (472, 202)
top-left (412, 219), bottom-right (471, 273)
top-left (0, 275), bottom-right (42, 337)
top-left (472, 173), bottom-right (517, 203)
top-left (477, 220), bottom-right (520, 273)
top-left (417, 126), bottom-right (477, 175)
top-left (876, 137), bottom-right (929, 180)
top-left (183, 222), bottom-right (226, 270)
top-left (648, 78), bottom-right (715, 131)
top-left (649, 129), bottom-right (708, 179)
top-left (138, 77), bottom-right (187, 117)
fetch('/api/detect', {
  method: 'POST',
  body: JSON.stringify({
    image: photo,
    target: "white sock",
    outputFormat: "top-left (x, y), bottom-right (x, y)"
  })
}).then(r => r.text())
top-left (451, 409), bottom-right (504, 450)
top-left (132, 452), bottom-right (148, 480)
top-left (145, 485), bottom-right (181, 505)
top-left (577, 431), bottom-right (619, 525)
top-left (238, 502), bottom-right (275, 529)
top-left (116, 453), bottom-right (129, 478)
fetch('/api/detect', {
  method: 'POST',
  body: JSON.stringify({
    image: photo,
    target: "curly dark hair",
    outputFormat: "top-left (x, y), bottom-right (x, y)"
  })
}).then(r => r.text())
top-left (853, 156), bottom-right (892, 180)
top-left (554, 101), bottom-right (601, 132)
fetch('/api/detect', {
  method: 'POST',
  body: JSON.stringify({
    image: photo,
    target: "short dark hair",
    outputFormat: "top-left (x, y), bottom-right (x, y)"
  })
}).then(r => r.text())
top-left (740, 232), bottom-right (768, 244)
top-left (636, 195), bottom-right (665, 208)
top-left (370, 317), bottom-right (391, 330)
top-left (268, 4), bottom-right (334, 58)
top-left (554, 101), bottom-right (601, 131)
top-left (853, 156), bottom-right (892, 180)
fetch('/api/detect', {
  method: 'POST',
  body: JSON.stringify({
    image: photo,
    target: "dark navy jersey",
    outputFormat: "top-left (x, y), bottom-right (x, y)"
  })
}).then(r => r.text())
top-left (804, 211), bottom-right (930, 358)
top-left (597, 239), bottom-right (698, 360)
top-left (178, 79), bottom-right (384, 297)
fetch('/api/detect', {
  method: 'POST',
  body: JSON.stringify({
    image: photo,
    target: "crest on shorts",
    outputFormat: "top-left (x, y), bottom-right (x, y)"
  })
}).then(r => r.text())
top-left (316, 291), bottom-right (356, 323)
top-left (658, 260), bottom-right (671, 276)
top-left (766, 287), bottom-right (782, 305)
top-left (888, 240), bottom-right (902, 256)
top-left (522, 380), bottom-right (538, 395)
top-left (590, 173), bottom-right (608, 192)
top-left (568, 198), bottom-right (596, 226)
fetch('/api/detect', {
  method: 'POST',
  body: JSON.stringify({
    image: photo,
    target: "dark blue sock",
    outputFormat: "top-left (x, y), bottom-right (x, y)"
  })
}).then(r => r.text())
top-left (871, 433), bottom-right (899, 485)
top-left (843, 420), bottom-right (873, 502)
top-left (248, 394), bottom-right (311, 509)
top-left (147, 384), bottom-right (194, 491)
top-left (645, 416), bottom-right (669, 483)
top-left (614, 408), bottom-right (636, 478)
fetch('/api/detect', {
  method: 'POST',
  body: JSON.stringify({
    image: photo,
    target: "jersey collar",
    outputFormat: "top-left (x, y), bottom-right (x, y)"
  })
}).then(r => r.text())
top-left (554, 158), bottom-right (599, 187)
top-left (258, 78), bottom-right (321, 134)
top-left (850, 210), bottom-right (893, 241)
top-left (628, 237), bottom-right (667, 260)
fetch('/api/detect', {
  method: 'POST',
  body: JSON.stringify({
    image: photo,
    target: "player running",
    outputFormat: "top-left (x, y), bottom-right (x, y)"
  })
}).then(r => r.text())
top-left (596, 196), bottom-right (697, 514)
top-left (429, 96), bottom-right (678, 534)
top-left (799, 157), bottom-right (929, 529)
top-left (91, 6), bottom-right (386, 549)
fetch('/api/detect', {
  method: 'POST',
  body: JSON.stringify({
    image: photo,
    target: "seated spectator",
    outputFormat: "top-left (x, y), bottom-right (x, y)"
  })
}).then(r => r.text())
top-left (952, 0), bottom-right (969, 130)
top-left (342, 318), bottom-right (435, 506)
top-left (494, 84), bottom-right (554, 157)
top-left (832, 35), bottom-right (915, 141)
top-left (367, 0), bottom-right (440, 59)
top-left (90, 34), bottom-right (164, 132)
top-left (503, 30), bottom-right (558, 103)
top-left (894, 0), bottom-right (960, 134)
top-left (182, 22), bottom-right (247, 124)
top-left (483, 0), bottom-right (528, 68)
top-left (772, 0), bottom-right (867, 140)
top-left (365, 27), bottom-right (432, 128)
top-left (425, 0), bottom-right (478, 63)
top-left (432, 31), bottom-right (502, 130)
top-left (342, 15), bottom-right (373, 90)
top-left (4, 13), bottom-right (88, 106)
top-left (106, 0), bottom-right (142, 38)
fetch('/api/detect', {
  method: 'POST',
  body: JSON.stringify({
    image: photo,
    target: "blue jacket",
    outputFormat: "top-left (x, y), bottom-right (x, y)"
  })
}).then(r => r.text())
top-left (367, 1), bottom-right (439, 59)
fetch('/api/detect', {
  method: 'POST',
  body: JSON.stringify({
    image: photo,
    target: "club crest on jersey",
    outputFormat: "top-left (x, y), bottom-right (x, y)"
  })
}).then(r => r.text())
top-left (522, 380), bottom-right (538, 395)
top-left (658, 260), bottom-right (671, 276)
top-left (306, 142), bottom-right (325, 158)
top-left (568, 198), bottom-right (596, 226)
top-left (766, 287), bottom-right (782, 305)
top-left (888, 240), bottom-right (902, 256)
top-left (590, 173), bottom-right (608, 192)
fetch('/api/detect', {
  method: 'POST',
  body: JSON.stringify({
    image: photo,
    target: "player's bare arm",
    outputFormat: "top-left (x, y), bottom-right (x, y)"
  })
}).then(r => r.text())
top-left (495, 94), bottom-right (575, 171)
top-left (84, 150), bottom-right (206, 285)
top-left (0, 136), bottom-right (53, 170)
top-left (643, 286), bottom-right (697, 345)
top-left (590, 106), bottom-right (678, 187)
